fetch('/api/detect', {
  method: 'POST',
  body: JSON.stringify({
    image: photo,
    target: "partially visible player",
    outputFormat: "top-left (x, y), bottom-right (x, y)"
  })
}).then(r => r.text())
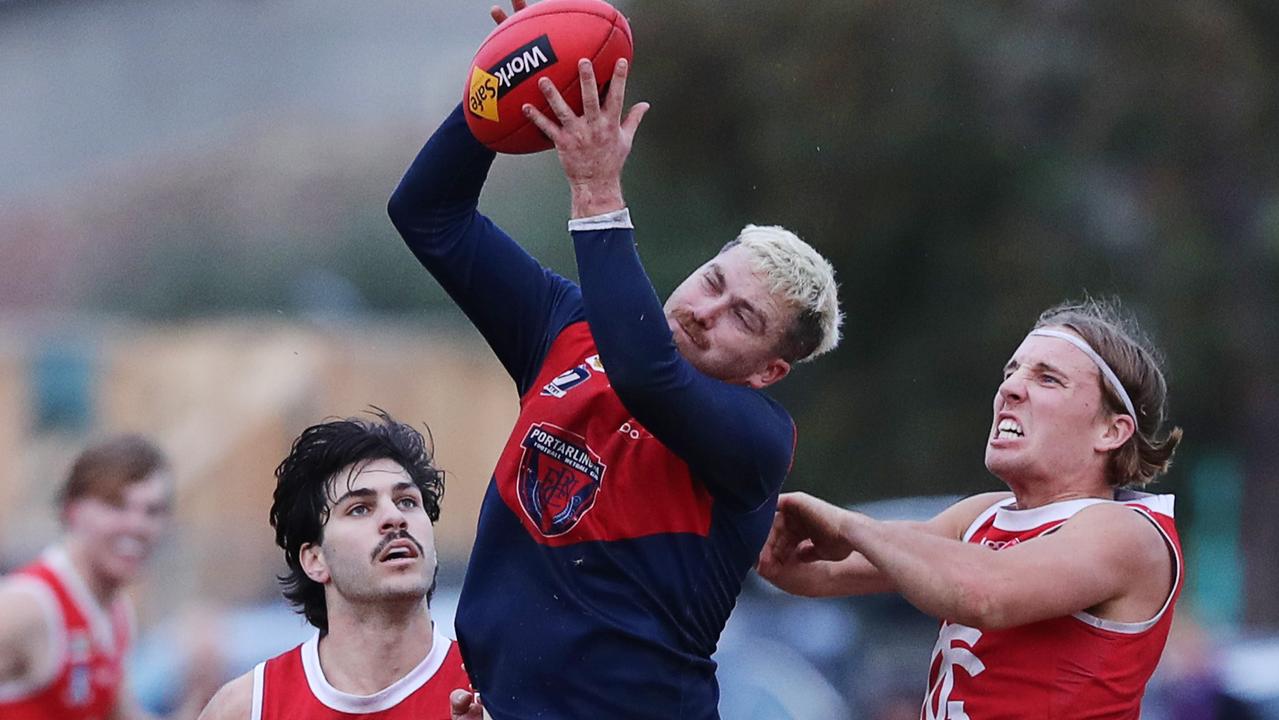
top-left (0, 434), bottom-right (209, 720)
top-left (198, 410), bottom-right (470, 720)
top-left (759, 299), bottom-right (1184, 719)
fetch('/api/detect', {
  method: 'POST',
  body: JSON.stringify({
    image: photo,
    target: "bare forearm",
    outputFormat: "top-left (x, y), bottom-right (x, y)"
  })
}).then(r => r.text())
top-left (824, 519), bottom-right (945, 596)
top-left (844, 518), bottom-right (1003, 625)
top-left (821, 552), bottom-right (898, 596)
top-left (760, 498), bottom-right (941, 599)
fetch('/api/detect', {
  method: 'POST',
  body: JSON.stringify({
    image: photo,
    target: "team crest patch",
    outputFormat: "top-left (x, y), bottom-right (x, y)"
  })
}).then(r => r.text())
top-left (517, 423), bottom-right (605, 536)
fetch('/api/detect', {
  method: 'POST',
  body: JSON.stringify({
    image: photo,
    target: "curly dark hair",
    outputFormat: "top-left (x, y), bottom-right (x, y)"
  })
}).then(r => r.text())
top-left (269, 408), bottom-right (444, 632)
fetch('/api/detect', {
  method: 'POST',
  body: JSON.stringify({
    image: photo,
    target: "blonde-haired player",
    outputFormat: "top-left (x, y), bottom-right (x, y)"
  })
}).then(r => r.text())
top-left (387, 2), bottom-right (842, 714)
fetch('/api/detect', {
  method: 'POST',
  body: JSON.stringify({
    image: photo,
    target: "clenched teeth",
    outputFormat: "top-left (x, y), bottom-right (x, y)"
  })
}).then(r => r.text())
top-left (996, 419), bottom-right (1024, 439)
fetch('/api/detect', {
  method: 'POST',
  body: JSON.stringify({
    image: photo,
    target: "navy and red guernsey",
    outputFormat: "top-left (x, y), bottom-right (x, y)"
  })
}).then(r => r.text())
top-left (388, 106), bottom-right (796, 719)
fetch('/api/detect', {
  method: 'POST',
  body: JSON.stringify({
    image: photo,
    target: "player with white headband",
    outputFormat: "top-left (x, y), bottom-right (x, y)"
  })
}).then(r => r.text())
top-left (757, 297), bottom-right (1184, 720)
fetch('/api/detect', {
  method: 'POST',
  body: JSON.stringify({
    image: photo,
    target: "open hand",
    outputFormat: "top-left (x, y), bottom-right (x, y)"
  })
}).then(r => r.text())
top-left (523, 57), bottom-right (650, 217)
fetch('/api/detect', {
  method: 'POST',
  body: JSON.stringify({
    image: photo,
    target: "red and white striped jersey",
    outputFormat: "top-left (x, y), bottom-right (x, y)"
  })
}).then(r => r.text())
top-left (0, 546), bottom-right (133, 720)
top-left (252, 628), bottom-right (470, 719)
top-left (921, 491), bottom-right (1182, 720)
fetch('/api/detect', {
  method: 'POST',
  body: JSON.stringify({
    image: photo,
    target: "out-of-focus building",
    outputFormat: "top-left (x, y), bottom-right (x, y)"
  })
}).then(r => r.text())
top-left (0, 315), bottom-right (516, 622)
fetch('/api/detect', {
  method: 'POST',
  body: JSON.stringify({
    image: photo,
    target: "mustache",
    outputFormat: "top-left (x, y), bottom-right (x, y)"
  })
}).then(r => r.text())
top-left (370, 529), bottom-right (424, 562)
top-left (669, 307), bottom-right (709, 350)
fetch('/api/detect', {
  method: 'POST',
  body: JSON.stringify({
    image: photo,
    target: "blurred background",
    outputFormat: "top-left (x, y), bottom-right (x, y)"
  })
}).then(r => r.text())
top-left (1, 0), bottom-right (1276, 717)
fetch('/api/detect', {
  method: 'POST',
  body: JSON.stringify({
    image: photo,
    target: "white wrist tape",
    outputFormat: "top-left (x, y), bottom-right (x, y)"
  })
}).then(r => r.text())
top-left (568, 208), bottom-right (632, 232)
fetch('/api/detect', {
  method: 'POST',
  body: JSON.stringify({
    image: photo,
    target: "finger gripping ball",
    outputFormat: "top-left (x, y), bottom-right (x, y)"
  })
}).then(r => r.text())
top-left (464, 0), bottom-right (633, 154)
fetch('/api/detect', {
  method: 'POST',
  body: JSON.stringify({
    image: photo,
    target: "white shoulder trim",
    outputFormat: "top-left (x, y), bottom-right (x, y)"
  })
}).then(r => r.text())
top-left (0, 575), bottom-right (66, 701)
top-left (1114, 490), bottom-right (1175, 518)
top-left (961, 496), bottom-right (1016, 542)
top-left (43, 546), bottom-right (120, 653)
top-left (567, 208), bottom-right (633, 232)
top-left (1073, 502), bottom-right (1182, 634)
top-left (991, 497), bottom-right (1112, 532)
top-left (301, 628), bottom-right (453, 713)
top-left (990, 492), bottom-right (1176, 534)
top-left (250, 662), bottom-right (265, 720)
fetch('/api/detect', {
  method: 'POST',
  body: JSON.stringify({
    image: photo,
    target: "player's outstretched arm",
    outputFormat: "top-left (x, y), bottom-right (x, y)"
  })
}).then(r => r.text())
top-left (194, 672), bottom-right (252, 720)
top-left (758, 492), bottom-right (1015, 597)
top-left (387, 3), bottom-right (584, 394)
top-left (831, 500), bottom-right (1172, 629)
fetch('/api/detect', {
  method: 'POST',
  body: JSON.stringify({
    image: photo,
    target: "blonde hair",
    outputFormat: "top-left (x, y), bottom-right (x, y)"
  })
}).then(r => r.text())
top-left (722, 224), bottom-right (842, 362)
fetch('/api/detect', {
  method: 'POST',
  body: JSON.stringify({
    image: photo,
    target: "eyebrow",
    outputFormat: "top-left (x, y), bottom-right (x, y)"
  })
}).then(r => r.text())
top-left (706, 263), bottom-right (724, 286)
top-left (1003, 359), bottom-right (1072, 380)
top-left (707, 264), bottom-right (768, 334)
top-left (331, 481), bottom-right (418, 507)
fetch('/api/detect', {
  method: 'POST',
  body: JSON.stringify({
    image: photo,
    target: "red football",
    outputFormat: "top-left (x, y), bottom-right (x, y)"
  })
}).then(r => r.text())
top-left (463, 0), bottom-right (633, 154)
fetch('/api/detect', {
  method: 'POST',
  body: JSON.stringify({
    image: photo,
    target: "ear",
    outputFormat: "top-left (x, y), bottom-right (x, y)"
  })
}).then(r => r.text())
top-left (747, 358), bottom-right (792, 389)
top-left (1096, 413), bottom-right (1136, 453)
top-left (299, 542), bottom-right (330, 585)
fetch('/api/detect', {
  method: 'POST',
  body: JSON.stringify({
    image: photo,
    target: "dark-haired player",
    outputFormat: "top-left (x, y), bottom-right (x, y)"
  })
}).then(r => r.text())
top-left (197, 411), bottom-right (470, 720)
top-left (759, 299), bottom-right (1184, 719)
top-left (387, 3), bottom-right (842, 717)
top-left (0, 435), bottom-right (212, 720)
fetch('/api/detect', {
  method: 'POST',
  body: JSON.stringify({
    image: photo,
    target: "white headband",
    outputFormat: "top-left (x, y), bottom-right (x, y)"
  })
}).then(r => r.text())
top-left (1028, 329), bottom-right (1137, 419)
